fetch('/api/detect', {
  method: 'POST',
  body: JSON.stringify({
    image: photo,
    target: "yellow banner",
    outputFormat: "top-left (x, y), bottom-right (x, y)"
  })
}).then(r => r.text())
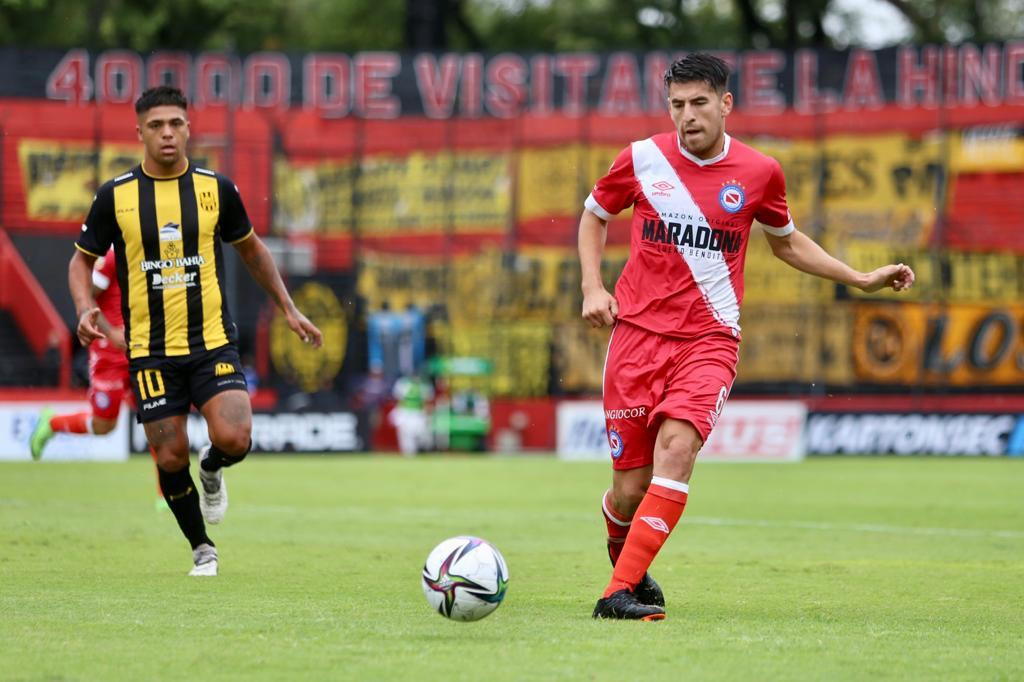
top-left (750, 133), bottom-right (947, 245)
top-left (356, 252), bottom-right (449, 312)
top-left (739, 303), bottom-right (854, 385)
top-left (552, 322), bottom-right (611, 393)
top-left (950, 127), bottom-right (1024, 173)
top-left (357, 246), bottom-right (629, 324)
top-left (742, 226), bottom-right (834, 304)
top-left (437, 321), bottom-right (553, 397)
top-left (831, 239), bottom-right (1024, 305)
top-left (18, 139), bottom-right (217, 221)
top-left (517, 144), bottom-right (626, 221)
top-left (274, 150), bottom-right (511, 235)
top-left (853, 302), bottom-right (1024, 386)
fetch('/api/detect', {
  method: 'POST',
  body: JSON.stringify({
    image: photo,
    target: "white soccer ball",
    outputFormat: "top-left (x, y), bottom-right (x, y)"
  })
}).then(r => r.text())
top-left (421, 536), bottom-right (509, 621)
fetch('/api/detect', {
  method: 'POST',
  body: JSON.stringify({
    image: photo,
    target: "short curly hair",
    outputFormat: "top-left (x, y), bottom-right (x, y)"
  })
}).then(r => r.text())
top-left (135, 85), bottom-right (188, 114)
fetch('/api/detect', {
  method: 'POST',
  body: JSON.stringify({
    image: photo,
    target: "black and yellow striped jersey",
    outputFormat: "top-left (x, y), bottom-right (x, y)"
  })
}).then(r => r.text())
top-left (75, 161), bottom-right (254, 359)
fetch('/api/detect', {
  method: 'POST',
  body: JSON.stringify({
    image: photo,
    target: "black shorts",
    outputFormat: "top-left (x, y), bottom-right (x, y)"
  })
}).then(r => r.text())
top-left (129, 344), bottom-right (248, 423)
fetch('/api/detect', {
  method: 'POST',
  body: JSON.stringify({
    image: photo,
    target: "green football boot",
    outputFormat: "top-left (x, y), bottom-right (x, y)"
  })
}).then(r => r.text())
top-left (29, 407), bottom-right (55, 460)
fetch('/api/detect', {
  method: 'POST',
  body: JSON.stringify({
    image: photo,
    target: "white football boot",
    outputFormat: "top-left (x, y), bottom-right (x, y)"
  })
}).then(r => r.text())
top-left (189, 543), bottom-right (218, 577)
top-left (197, 445), bottom-right (228, 525)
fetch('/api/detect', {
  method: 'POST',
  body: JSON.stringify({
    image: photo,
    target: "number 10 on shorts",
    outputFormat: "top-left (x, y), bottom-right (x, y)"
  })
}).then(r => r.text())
top-left (136, 369), bottom-right (165, 400)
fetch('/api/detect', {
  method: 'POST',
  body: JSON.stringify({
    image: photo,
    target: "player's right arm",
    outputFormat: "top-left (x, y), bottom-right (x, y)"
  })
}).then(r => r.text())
top-left (72, 183), bottom-right (117, 346)
top-left (69, 251), bottom-right (104, 346)
top-left (90, 260), bottom-right (126, 350)
top-left (579, 209), bottom-right (618, 328)
top-left (578, 145), bottom-right (636, 329)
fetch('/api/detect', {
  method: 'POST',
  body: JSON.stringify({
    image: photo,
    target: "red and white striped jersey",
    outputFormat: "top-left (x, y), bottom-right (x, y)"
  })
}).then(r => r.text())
top-left (585, 132), bottom-right (793, 340)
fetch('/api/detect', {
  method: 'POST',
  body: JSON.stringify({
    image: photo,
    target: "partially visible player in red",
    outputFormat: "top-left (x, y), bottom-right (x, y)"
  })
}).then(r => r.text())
top-left (580, 53), bottom-right (916, 620)
top-left (30, 249), bottom-right (164, 505)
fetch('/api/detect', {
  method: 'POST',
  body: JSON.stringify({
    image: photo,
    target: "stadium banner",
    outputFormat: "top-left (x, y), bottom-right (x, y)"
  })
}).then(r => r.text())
top-left (4, 44), bottom-right (1024, 116)
top-left (488, 398), bottom-right (558, 452)
top-left (840, 242), bottom-right (1024, 305)
top-left (16, 139), bottom-right (219, 222)
top-left (806, 412), bottom-right (1016, 456)
top-left (738, 303), bottom-right (854, 385)
top-left (273, 150), bottom-right (511, 235)
top-left (701, 400), bottom-right (807, 461)
top-left (853, 302), bottom-right (1024, 386)
top-left (0, 402), bottom-right (129, 461)
top-left (950, 124), bottom-right (1024, 173)
top-left (556, 400), bottom-right (807, 461)
top-left (130, 411), bottom-right (363, 454)
top-left (752, 133), bottom-right (947, 246)
top-left (264, 275), bottom-right (362, 398)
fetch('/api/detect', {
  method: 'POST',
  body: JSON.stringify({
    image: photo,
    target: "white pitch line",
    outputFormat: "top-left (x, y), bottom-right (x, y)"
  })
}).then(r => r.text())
top-left (241, 504), bottom-right (1024, 541)
top-left (686, 516), bottom-right (1024, 540)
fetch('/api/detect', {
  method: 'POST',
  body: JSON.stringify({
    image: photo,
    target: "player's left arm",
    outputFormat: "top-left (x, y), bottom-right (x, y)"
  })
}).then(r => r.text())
top-left (763, 228), bottom-right (915, 293)
top-left (232, 234), bottom-right (324, 348)
top-left (756, 158), bottom-right (914, 293)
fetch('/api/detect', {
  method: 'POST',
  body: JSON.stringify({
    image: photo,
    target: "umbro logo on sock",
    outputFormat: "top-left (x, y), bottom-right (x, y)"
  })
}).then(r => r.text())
top-left (639, 516), bottom-right (670, 533)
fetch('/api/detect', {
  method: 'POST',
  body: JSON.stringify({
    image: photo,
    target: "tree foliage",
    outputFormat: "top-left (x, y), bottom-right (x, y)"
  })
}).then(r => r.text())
top-left (0, 0), bottom-right (1020, 52)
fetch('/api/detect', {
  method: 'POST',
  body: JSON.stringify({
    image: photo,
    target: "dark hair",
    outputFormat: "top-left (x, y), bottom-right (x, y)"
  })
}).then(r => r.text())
top-left (135, 85), bottom-right (188, 114)
top-left (663, 53), bottom-right (730, 94)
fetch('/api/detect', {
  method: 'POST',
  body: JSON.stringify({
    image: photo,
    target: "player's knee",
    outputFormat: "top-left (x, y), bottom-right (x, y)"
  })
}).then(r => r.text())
top-left (213, 430), bottom-right (251, 457)
top-left (155, 447), bottom-right (189, 472)
top-left (91, 418), bottom-right (117, 435)
top-left (613, 479), bottom-right (649, 515)
top-left (655, 432), bottom-right (700, 479)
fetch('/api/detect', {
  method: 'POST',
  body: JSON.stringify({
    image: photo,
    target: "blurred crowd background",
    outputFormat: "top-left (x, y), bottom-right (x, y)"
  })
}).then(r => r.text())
top-left (3, 0), bottom-right (1024, 453)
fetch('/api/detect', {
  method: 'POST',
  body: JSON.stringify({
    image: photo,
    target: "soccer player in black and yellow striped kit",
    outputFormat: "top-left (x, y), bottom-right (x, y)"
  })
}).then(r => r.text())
top-left (69, 86), bottom-right (323, 576)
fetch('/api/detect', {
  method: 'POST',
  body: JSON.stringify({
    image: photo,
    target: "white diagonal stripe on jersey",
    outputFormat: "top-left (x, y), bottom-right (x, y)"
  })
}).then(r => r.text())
top-left (631, 138), bottom-right (741, 335)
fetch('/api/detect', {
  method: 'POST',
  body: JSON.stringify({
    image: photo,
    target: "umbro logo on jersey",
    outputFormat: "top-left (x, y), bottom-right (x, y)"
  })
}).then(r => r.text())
top-left (651, 180), bottom-right (675, 197)
top-left (639, 516), bottom-right (670, 533)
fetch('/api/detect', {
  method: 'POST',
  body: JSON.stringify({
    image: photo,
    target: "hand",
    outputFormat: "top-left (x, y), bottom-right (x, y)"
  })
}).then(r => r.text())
top-left (861, 263), bottom-right (916, 293)
top-left (109, 327), bottom-right (127, 351)
top-left (286, 309), bottom-right (324, 348)
top-left (582, 287), bottom-right (619, 328)
top-left (76, 308), bottom-right (106, 347)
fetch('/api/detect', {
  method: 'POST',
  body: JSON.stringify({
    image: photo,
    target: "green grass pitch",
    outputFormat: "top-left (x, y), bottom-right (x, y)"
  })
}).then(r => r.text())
top-left (2, 455), bottom-right (1022, 681)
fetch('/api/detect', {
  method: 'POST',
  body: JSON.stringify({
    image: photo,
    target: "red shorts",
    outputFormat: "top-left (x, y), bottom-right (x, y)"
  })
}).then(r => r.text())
top-left (603, 321), bottom-right (739, 470)
top-left (89, 348), bottom-right (132, 421)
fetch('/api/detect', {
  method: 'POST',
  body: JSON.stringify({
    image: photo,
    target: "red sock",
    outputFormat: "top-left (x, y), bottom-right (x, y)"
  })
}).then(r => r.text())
top-left (604, 477), bottom-right (689, 597)
top-left (50, 412), bottom-right (90, 434)
top-left (602, 489), bottom-right (631, 564)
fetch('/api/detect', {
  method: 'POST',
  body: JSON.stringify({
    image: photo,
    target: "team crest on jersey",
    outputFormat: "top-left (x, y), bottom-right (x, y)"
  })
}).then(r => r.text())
top-left (608, 429), bottom-right (624, 459)
top-left (199, 190), bottom-right (218, 212)
top-left (718, 181), bottom-right (746, 213)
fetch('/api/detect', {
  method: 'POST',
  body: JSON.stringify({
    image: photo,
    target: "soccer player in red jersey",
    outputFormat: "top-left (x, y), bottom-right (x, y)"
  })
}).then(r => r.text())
top-left (32, 250), bottom-right (131, 452)
top-left (30, 250), bottom-right (166, 505)
top-left (580, 53), bottom-right (915, 620)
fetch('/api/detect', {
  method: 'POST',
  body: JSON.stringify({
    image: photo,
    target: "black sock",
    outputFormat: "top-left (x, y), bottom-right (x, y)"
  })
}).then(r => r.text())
top-left (158, 465), bottom-right (213, 550)
top-left (200, 440), bottom-right (251, 472)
